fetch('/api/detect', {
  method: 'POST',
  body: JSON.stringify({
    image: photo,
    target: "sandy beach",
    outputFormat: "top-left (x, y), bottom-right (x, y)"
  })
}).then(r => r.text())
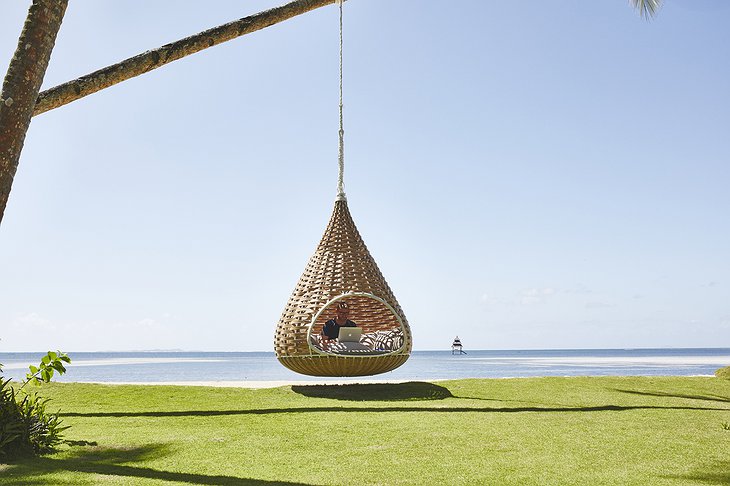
top-left (70, 378), bottom-right (424, 389)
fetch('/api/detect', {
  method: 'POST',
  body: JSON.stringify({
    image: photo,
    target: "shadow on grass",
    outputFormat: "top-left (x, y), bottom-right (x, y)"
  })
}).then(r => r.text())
top-left (61, 403), bottom-right (728, 418)
top-left (1, 444), bottom-right (312, 485)
top-left (290, 382), bottom-right (453, 401)
top-left (290, 382), bottom-right (550, 404)
top-left (668, 460), bottom-right (730, 485)
top-left (612, 389), bottom-right (730, 404)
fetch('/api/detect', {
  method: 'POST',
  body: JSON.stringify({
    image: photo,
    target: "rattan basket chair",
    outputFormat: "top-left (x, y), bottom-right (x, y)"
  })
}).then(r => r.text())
top-left (273, 2), bottom-right (411, 376)
top-left (274, 197), bottom-right (412, 376)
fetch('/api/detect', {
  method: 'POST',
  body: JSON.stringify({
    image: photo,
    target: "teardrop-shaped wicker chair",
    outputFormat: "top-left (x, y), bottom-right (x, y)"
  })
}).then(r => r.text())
top-left (274, 198), bottom-right (412, 376)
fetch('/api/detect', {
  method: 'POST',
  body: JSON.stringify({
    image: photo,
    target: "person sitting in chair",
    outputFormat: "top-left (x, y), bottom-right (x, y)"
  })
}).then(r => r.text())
top-left (321, 302), bottom-right (357, 347)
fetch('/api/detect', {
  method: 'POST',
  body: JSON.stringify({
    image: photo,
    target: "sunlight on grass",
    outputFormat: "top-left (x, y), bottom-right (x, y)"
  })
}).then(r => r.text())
top-left (1, 377), bottom-right (728, 485)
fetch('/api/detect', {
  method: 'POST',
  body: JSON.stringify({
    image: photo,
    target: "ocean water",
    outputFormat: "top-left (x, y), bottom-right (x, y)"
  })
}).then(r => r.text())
top-left (1, 348), bottom-right (728, 384)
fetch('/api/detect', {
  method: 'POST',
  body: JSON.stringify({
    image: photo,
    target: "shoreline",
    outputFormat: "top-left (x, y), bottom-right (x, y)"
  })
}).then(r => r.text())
top-left (3, 355), bottom-right (727, 371)
top-left (67, 378), bottom-right (434, 389)
top-left (3, 350), bottom-right (725, 386)
top-left (64, 374), bottom-right (717, 389)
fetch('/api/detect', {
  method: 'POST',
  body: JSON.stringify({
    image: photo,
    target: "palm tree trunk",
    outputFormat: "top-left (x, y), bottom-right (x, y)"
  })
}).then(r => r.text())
top-left (34, 0), bottom-right (338, 116)
top-left (0, 0), bottom-right (68, 225)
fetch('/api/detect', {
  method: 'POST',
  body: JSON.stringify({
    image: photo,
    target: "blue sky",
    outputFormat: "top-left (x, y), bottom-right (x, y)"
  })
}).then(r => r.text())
top-left (1, 0), bottom-right (728, 352)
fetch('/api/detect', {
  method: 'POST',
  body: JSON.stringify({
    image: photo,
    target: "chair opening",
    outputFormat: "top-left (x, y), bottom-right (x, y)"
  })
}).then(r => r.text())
top-left (307, 292), bottom-right (405, 356)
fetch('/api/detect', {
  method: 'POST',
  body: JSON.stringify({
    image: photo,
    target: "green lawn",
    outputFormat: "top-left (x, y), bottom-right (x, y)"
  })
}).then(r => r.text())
top-left (1, 377), bottom-right (729, 485)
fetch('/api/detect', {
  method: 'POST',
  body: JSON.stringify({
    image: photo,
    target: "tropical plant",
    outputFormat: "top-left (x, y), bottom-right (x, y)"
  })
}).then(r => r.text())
top-left (23, 350), bottom-right (71, 387)
top-left (630, 0), bottom-right (663, 19)
top-left (0, 351), bottom-right (71, 459)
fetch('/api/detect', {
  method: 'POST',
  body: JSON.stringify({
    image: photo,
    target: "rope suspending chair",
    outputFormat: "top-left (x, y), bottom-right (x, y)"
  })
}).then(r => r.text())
top-left (273, 1), bottom-right (412, 376)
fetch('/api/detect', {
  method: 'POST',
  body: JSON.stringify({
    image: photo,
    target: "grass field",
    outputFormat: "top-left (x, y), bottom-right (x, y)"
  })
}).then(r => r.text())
top-left (1, 377), bottom-right (729, 485)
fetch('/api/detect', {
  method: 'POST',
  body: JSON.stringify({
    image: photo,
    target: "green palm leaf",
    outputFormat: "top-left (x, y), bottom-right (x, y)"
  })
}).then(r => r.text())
top-left (630, 0), bottom-right (663, 19)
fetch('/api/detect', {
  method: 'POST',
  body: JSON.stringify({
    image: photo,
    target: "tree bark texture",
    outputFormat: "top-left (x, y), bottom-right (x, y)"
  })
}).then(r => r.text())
top-left (34, 0), bottom-right (339, 116)
top-left (0, 0), bottom-right (68, 225)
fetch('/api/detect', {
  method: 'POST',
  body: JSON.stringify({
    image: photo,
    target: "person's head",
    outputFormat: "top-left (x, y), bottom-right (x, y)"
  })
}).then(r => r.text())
top-left (334, 302), bottom-right (350, 320)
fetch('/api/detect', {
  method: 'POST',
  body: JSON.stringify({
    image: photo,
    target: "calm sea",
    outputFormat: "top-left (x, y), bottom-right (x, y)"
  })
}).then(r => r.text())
top-left (1, 349), bottom-right (728, 384)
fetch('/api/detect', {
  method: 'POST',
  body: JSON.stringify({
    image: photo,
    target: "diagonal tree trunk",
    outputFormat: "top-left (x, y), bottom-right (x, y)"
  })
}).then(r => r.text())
top-left (0, 0), bottom-right (68, 225)
top-left (0, 0), bottom-right (657, 228)
top-left (30, 0), bottom-right (660, 119)
top-left (0, 0), bottom-right (338, 228)
top-left (34, 0), bottom-right (339, 116)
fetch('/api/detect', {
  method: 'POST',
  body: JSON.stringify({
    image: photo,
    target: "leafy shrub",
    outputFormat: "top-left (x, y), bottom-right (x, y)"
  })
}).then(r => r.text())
top-left (0, 351), bottom-right (71, 459)
top-left (715, 366), bottom-right (730, 380)
top-left (0, 377), bottom-right (24, 453)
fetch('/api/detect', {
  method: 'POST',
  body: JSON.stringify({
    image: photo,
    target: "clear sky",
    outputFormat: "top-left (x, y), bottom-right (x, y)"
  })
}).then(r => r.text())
top-left (1, 0), bottom-right (728, 352)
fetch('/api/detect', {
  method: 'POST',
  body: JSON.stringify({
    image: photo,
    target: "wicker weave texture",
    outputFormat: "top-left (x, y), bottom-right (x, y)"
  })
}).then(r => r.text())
top-left (274, 199), bottom-right (412, 376)
top-left (278, 353), bottom-right (409, 377)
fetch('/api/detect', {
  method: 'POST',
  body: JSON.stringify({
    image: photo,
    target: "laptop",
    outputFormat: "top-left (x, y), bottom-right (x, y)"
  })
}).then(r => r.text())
top-left (338, 327), bottom-right (362, 342)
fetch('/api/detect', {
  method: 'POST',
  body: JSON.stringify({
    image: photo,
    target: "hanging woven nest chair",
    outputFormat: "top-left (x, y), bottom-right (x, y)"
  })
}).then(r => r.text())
top-left (274, 0), bottom-right (410, 376)
top-left (274, 197), bottom-right (412, 376)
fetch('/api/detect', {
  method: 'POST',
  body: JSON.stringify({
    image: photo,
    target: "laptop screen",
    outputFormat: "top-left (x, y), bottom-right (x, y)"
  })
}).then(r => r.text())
top-left (338, 327), bottom-right (362, 342)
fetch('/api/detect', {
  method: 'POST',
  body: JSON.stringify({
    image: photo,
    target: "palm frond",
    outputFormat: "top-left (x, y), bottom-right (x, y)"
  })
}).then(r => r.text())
top-left (630, 0), bottom-right (663, 19)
